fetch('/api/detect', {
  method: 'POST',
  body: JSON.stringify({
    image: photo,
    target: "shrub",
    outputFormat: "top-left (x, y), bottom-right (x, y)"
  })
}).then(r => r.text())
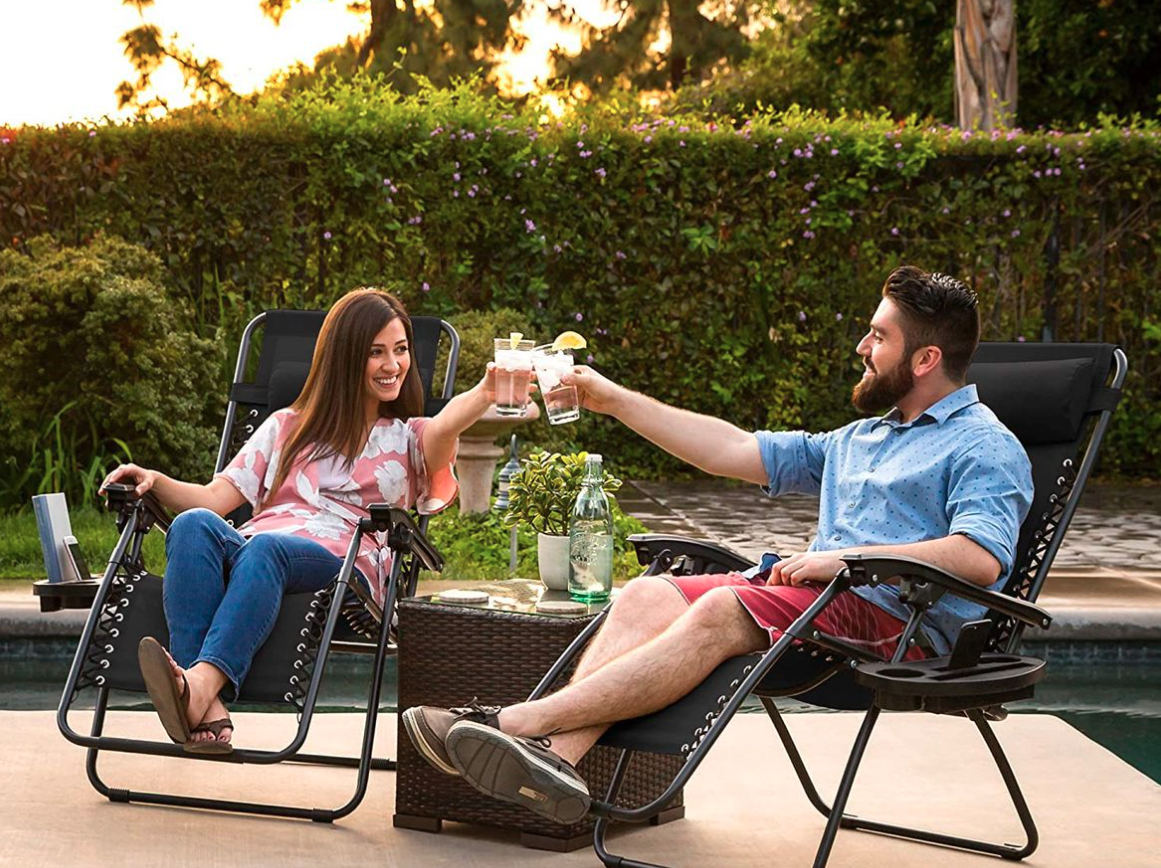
top-left (504, 450), bottom-right (623, 537)
top-left (1, 80), bottom-right (1158, 480)
top-left (0, 235), bottom-right (222, 508)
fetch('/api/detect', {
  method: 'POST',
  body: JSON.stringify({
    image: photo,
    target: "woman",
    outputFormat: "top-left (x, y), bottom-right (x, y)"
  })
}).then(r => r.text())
top-left (101, 288), bottom-right (491, 754)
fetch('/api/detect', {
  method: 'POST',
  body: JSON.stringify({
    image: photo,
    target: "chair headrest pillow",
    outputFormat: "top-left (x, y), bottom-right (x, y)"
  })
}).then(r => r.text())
top-left (967, 357), bottom-right (1095, 445)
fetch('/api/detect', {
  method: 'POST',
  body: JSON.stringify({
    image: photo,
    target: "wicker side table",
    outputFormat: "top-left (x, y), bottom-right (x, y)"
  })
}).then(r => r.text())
top-left (394, 580), bottom-right (685, 851)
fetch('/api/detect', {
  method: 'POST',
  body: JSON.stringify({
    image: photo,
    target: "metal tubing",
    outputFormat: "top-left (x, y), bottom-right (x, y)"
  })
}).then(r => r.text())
top-left (58, 510), bottom-right (141, 745)
top-left (215, 311), bottom-right (265, 473)
top-left (593, 577), bottom-right (850, 824)
top-left (811, 706), bottom-right (881, 868)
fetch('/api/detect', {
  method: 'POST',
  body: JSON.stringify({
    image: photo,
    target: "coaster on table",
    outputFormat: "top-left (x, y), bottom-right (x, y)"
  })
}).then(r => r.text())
top-left (535, 599), bottom-right (587, 615)
top-left (437, 588), bottom-right (490, 605)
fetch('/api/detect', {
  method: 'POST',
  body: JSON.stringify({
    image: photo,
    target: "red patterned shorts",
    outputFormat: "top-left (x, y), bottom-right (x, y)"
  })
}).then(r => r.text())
top-left (665, 572), bottom-right (927, 662)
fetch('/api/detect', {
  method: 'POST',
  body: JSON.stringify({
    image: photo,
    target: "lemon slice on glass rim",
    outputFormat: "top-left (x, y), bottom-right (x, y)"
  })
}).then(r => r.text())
top-left (508, 331), bottom-right (524, 350)
top-left (551, 331), bottom-right (587, 351)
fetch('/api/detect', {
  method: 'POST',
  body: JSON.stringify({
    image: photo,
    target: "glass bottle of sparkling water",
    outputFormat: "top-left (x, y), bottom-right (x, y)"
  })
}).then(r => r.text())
top-left (569, 454), bottom-right (614, 601)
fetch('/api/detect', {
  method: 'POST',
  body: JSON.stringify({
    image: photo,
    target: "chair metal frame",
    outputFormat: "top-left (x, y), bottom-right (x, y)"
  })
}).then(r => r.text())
top-left (56, 310), bottom-right (459, 822)
top-left (528, 344), bottom-right (1127, 868)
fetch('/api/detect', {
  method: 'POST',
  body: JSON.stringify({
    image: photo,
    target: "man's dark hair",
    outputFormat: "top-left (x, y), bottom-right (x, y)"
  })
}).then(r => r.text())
top-left (881, 266), bottom-right (980, 382)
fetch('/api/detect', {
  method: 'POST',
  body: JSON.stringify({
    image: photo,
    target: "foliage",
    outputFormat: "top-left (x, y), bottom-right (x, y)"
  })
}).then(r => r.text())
top-left (679, 0), bottom-right (1161, 129)
top-left (0, 235), bottom-right (222, 509)
top-left (0, 79), bottom-right (1159, 482)
top-left (504, 451), bottom-right (623, 537)
top-left (550, 0), bottom-right (756, 92)
top-left (0, 505), bottom-right (167, 580)
top-left (427, 502), bottom-right (648, 582)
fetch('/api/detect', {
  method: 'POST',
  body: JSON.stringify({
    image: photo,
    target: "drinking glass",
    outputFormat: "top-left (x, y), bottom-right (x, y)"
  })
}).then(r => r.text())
top-left (493, 338), bottom-right (535, 416)
top-left (533, 347), bottom-right (580, 425)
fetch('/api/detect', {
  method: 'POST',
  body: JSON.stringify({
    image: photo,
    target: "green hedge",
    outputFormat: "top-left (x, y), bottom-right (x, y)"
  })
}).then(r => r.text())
top-left (1, 80), bottom-right (1158, 487)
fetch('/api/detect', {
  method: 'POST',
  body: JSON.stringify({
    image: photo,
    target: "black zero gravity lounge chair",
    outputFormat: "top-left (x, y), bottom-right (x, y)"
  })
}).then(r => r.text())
top-left (55, 309), bottom-right (459, 821)
top-left (528, 341), bottom-right (1126, 868)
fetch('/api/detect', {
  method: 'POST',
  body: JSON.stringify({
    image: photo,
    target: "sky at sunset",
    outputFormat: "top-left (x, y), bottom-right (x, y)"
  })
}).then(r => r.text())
top-left (0, 0), bottom-right (603, 127)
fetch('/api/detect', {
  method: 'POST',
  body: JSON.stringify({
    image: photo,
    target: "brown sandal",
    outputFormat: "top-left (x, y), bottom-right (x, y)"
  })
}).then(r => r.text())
top-left (138, 637), bottom-right (192, 744)
top-left (185, 717), bottom-right (234, 755)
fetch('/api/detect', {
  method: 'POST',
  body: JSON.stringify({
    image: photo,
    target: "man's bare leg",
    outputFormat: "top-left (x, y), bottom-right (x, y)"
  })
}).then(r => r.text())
top-left (500, 586), bottom-right (767, 764)
top-left (522, 576), bottom-right (692, 761)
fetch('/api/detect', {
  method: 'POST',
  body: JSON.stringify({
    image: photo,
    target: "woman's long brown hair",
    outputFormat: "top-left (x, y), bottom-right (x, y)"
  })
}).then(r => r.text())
top-left (265, 288), bottom-right (425, 503)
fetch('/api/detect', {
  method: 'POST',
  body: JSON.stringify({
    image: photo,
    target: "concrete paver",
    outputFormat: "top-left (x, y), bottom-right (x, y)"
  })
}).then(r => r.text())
top-left (1, 710), bottom-right (1157, 868)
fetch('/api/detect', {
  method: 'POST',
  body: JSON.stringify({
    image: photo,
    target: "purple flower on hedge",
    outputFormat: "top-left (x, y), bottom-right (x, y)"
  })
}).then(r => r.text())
top-left (835, 313), bottom-right (843, 322)
top-left (891, 227), bottom-right (900, 236)
top-left (323, 231), bottom-right (332, 241)
top-left (595, 167), bottom-right (606, 178)
top-left (586, 354), bottom-right (595, 364)
top-left (1033, 170), bottom-right (1042, 178)
top-left (1017, 336), bottom-right (1026, 342)
top-left (798, 311), bottom-right (807, 321)
top-left (88, 130), bottom-right (96, 138)
top-left (422, 282), bottom-right (431, 292)
top-left (530, 158), bottom-right (538, 167)
top-left (525, 219), bottom-right (536, 232)
top-left (767, 169), bottom-right (776, 179)
top-left (1011, 229), bottom-right (1021, 238)
top-left (467, 188), bottom-right (476, 198)
top-left (680, 140), bottom-right (686, 147)
top-left (830, 148), bottom-right (839, 156)
top-left (554, 244), bottom-right (563, 253)
top-left (1002, 208), bottom-right (1011, 217)
top-left (1016, 145), bottom-right (1026, 154)
top-left (580, 150), bottom-right (592, 158)
top-left (793, 148), bottom-right (802, 157)
top-left (644, 136), bottom-right (652, 143)
top-left (804, 181), bottom-right (815, 191)
top-left (575, 312), bottom-right (584, 322)
top-left (453, 172), bottom-right (461, 181)
top-left (894, 142), bottom-right (902, 150)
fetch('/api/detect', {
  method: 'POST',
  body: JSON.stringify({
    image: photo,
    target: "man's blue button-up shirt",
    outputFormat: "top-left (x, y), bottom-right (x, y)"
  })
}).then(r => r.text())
top-left (753, 385), bottom-right (1033, 655)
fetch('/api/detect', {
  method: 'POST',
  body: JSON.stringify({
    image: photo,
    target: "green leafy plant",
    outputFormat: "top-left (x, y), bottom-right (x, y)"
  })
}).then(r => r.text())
top-left (0, 235), bottom-right (221, 509)
top-left (0, 79), bottom-right (1158, 484)
top-left (503, 451), bottom-right (622, 537)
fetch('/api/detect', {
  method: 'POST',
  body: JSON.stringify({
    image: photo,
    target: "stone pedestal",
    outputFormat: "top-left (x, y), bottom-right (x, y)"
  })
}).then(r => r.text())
top-left (457, 403), bottom-right (539, 513)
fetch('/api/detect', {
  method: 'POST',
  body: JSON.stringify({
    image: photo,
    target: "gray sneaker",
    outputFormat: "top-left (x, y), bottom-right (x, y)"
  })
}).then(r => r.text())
top-left (401, 701), bottom-right (501, 776)
top-left (445, 720), bottom-right (591, 825)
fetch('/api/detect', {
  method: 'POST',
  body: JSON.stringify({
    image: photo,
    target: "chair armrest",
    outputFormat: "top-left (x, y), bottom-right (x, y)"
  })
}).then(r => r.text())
top-left (840, 553), bottom-right (1052, 631)
top-left (102, 482), bottom-right (172, 533)
top-left (365, 504), bottom-right (444, 573)
top-left (628, 534), bottom-right (756, 576)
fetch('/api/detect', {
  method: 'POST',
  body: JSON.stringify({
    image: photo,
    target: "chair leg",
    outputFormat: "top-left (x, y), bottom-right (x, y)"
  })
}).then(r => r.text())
top-left (762, 697), bottom-right (839, 821)
top-left (812, 706), bottom-right (882, 868)
top-left (72, 590), bottom-right (399, 821)
top-left (592, 750), bottom-right (677, 868)
top-left (766, 699), bottom-right (1039, 863)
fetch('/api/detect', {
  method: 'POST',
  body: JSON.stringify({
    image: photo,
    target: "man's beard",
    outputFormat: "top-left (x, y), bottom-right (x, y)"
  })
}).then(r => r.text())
top-left (852, 359), bottom-right (914, 413)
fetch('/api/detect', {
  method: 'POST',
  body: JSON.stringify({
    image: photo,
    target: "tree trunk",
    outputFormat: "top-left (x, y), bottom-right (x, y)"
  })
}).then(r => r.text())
top-left (954, 0), bottom-right (1018, 131)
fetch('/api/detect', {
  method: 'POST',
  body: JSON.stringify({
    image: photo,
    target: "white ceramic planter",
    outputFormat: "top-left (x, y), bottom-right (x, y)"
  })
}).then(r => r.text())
top-left (537, 532), bottom-right (570, 591)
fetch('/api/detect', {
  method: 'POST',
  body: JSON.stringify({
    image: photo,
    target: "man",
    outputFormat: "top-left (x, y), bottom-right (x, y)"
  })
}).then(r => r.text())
top-left (403, 266), bottom-right (1033, 826)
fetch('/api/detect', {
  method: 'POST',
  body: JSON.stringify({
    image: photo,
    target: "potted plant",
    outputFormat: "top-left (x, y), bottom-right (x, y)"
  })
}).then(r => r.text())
top-left (503, 450), bottom-right (622, 589)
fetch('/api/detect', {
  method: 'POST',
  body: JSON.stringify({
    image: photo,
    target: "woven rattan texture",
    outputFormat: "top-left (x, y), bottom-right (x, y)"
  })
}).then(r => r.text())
top-left (395, 595), bottom-right (684, 840)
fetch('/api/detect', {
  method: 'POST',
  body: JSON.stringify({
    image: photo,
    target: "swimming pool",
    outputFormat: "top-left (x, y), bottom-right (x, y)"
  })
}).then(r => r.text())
top-left (3, 639), bottom-right (1159, 784)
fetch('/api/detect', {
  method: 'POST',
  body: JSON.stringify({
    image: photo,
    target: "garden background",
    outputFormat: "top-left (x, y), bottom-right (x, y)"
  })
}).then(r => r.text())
top-left (0, 0), bottom-right (1158, 579)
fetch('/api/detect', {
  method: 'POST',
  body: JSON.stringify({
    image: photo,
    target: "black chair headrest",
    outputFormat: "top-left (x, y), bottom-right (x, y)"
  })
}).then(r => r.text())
top-left (967, 357), bottom-right (1096, 445)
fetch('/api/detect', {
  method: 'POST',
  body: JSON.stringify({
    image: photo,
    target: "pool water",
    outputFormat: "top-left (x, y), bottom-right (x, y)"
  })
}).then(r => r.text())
top-left (3, 640), bottom-right (1159, 785)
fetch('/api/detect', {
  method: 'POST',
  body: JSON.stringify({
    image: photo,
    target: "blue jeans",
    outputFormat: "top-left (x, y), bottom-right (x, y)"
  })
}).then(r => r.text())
top-left (163, 508), bottom-right (344, 700)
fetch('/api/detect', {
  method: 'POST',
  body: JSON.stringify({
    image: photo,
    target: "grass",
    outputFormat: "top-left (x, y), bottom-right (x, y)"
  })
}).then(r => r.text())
top-left (0, 503), bottom-right (649, 583)
top-left (0, 506), bottom-right (166, 581)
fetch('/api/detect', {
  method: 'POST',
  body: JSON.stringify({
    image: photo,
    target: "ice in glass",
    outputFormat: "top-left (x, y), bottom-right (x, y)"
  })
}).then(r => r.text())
top-left (493, 338), bottom-right (535, 416)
